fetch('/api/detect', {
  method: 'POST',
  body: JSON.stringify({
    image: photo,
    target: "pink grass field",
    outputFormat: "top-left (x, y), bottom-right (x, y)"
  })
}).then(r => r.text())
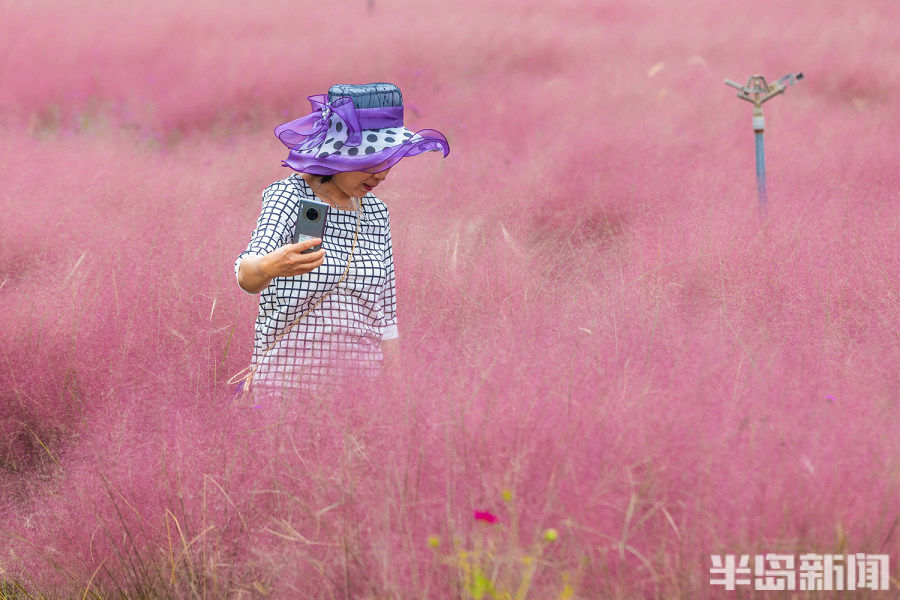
top-left (1, 0), bottom-right (897, 598)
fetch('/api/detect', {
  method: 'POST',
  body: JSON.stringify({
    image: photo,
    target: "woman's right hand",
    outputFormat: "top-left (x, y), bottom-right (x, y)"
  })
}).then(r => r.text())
top-left (265, 238), bottom-right (326, 278)
top-left (237, 238), bottom-right (325, 293)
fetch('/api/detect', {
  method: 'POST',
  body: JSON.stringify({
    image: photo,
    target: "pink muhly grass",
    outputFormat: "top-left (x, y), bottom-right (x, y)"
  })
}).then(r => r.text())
top-left (0, 0), bottom-right (898, 598)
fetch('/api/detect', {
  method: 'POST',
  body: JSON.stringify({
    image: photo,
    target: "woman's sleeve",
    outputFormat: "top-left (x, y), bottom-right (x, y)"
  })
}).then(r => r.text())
top-left (380, 212), bottom-right (399, 340)
top-left (234, 182), bottom-right (297, 294)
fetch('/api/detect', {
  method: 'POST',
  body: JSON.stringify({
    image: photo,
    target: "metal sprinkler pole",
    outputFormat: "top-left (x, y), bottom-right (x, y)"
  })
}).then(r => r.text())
top-left (725, 72), bottom-right (804, 215)
top-left (754, 114), bottom-right (766, 206)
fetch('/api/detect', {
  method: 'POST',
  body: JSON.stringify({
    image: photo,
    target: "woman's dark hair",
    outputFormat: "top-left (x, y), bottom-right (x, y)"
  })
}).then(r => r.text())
top-left (317, 175), bottom-right (333, 184)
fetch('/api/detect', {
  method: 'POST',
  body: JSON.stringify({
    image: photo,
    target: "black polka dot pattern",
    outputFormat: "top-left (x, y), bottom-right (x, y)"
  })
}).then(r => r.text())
top-left (298, 119), bottom-right (429, 160)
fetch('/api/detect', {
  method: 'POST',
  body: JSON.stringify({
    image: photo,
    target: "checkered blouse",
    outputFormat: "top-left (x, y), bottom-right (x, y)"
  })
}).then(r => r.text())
top-left (234, 172), bottom-right (398, 394)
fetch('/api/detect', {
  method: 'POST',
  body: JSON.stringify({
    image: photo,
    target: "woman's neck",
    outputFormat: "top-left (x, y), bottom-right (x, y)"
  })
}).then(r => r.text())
top-left (301, 173), bottom-right (356, 210)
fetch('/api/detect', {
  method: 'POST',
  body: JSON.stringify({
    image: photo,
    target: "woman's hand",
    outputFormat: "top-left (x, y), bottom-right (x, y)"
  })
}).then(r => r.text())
top-left (238, 238), bottom-right (325, 293)
top-left (266, 238), bottom-right (327, 277)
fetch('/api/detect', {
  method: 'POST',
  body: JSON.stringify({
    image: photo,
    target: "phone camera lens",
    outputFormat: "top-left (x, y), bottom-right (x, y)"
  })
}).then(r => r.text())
top-left (305, 208), bottom-right (319, 221)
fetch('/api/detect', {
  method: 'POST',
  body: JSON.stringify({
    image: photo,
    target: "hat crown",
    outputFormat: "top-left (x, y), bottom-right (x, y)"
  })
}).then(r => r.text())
top-left (328, 83), bottom-right (403, 109)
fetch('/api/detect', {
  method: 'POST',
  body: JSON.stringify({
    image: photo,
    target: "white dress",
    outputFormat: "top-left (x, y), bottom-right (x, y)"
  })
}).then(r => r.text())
top-left (234, 173), bottom-right (397, 396)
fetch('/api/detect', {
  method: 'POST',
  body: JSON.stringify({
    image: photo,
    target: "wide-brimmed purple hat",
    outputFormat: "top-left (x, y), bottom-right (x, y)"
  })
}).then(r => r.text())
top-left (274, 82), bottom-right (450, 175)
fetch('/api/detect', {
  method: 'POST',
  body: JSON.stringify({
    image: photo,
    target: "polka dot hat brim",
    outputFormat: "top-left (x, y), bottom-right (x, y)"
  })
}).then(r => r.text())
top-left (274, 93), bottom-right (450, 175)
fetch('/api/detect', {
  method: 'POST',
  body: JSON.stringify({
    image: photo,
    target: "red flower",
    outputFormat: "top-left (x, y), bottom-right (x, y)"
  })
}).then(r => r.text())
top-left (473, 510), bottom-right (498, 524)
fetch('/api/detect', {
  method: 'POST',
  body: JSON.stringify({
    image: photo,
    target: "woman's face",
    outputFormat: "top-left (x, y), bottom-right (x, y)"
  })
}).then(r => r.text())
top-left (332, 165), bottom-right (392, 198)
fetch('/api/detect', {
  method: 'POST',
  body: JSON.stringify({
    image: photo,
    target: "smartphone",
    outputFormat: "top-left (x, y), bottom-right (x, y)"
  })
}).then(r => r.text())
top-left (292, 198), bottom-right (330, 253)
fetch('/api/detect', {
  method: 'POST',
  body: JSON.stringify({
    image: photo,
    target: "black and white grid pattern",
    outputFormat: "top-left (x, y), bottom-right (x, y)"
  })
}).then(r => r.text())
top-left (234, 172), bottom-right (397, 394)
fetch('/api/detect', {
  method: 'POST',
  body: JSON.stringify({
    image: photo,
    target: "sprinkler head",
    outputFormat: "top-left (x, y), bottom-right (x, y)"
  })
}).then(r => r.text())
top-left (725, 72), bottom-right (804, 107)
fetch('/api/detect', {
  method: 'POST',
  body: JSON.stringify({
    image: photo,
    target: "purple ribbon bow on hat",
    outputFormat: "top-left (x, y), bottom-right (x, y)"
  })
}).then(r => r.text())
top-left (275, 94), bottom-right (404, 151)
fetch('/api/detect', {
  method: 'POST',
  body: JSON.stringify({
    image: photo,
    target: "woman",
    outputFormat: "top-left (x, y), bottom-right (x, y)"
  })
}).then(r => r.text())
top-left (233, 83), bottom-right (449, 399)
